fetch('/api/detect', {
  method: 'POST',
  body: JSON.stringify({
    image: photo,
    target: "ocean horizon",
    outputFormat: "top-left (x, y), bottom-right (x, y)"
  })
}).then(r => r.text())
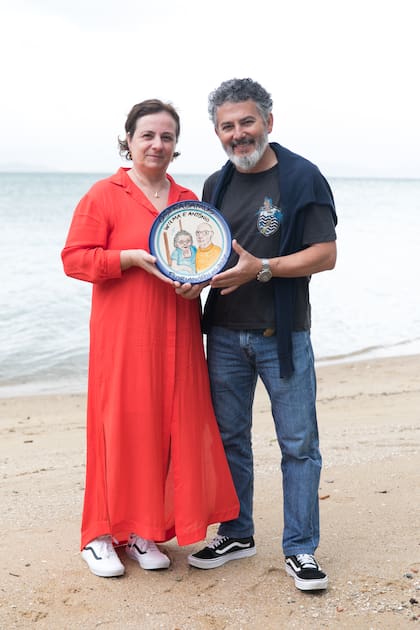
top-left (1, 171), bottom-right (419, 397)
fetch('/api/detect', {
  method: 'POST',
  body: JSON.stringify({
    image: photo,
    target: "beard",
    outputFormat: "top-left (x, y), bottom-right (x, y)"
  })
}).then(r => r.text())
top-left (226, 130), bottom-right (269, 171)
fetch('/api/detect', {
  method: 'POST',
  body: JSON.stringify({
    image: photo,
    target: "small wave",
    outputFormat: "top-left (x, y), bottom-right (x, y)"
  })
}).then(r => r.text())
top-left (316, 337), bottom-right (420, 365)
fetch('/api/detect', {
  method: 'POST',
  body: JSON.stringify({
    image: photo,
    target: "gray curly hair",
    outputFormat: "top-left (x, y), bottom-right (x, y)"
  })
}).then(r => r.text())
top-left (208, 78), bottom-right (273, 126)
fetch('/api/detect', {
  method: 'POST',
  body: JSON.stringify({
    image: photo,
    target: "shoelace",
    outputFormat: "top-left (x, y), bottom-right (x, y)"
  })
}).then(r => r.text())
top-left (207, 534), bottom-right (229, 549)
top-left (129, 535), bottom-right (160, 553)
top-left (96, 535), bottom-right (117, 558)
top-left (296, 553), bottom-right (317, 569)
top-left (144, 540), bottom-right (160, 553)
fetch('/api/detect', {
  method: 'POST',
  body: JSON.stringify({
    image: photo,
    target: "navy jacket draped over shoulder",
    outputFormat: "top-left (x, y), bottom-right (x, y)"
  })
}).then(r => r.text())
top-left (203, 142), bottom-right (337, 378)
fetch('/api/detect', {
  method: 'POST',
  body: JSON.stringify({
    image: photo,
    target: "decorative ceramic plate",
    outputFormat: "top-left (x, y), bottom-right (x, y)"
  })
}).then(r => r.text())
top-left (149, 200), bottom-right (231, 283)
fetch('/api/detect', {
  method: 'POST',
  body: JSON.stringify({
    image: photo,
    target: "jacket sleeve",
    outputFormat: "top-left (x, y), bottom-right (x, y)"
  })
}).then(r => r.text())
top-left (61, 188), bottom-right (122, 284)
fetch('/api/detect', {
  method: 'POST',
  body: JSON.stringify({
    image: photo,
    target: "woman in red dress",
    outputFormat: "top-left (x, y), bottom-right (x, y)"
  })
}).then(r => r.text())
top-left (61, 99), bottom-right (239, 578)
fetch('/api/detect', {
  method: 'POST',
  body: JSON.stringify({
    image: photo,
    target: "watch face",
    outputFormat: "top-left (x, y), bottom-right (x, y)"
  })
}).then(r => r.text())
top-left (257, 269), bottom-right (272, 283)
top-left (257, 260), bottom-right (272, 283)
top-left (149, 200), bottom-right (231, 284)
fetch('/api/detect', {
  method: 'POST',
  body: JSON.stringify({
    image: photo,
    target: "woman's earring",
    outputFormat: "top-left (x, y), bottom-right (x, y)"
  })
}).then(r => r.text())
top-left (127, 151), bottom-right (132, 160)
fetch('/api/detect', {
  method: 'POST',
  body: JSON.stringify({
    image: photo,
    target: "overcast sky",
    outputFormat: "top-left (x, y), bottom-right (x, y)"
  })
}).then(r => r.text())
top-left (1, 0), bottom-right (419, 178)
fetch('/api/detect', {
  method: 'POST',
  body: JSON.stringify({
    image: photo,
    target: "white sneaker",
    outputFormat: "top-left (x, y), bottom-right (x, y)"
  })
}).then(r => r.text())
top-left (81, 535), bottom-right (125, 577)
top-left (126, 534), bottom-right (170, 570)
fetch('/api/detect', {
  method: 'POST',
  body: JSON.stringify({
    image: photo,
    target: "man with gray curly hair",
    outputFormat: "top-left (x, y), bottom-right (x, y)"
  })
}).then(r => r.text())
top-left (207, 78), bottom-right (273, 172)
top-left (186, 78), bottom-right (338, 592)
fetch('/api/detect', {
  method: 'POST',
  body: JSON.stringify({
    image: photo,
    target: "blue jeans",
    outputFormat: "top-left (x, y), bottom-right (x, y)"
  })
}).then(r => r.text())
top-left (207, 326), bottom-right (321, 556)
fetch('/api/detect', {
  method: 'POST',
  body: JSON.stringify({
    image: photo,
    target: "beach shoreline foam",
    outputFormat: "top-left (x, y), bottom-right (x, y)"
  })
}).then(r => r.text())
top-left (1, 354), bottom-right (419, 628)
top-left (2, 337), bottom-right (420, 400)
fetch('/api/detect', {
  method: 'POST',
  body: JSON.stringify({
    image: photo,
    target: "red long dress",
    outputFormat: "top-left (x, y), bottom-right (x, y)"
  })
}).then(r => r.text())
top-left (61, 168), bottom-right (239, 549)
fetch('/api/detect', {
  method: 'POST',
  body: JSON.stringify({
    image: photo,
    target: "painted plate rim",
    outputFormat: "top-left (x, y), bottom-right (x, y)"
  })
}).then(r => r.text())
top-left (149, 200), bottom-right (231, 284)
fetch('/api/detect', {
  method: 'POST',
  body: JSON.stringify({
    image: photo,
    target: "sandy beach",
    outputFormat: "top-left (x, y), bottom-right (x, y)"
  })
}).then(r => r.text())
top-left (1, 354), bottom-right (419, 629)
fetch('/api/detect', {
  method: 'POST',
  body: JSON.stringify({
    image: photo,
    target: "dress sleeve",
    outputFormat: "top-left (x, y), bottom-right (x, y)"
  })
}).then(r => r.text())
top-left (61, 188), bottom-right (122, 284)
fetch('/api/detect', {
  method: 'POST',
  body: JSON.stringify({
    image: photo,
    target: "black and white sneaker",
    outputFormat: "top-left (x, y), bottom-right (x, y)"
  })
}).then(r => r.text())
top-left (285, 554), bottom-right (328, 590)
top-left (188, 534), bottom-right (256, 569)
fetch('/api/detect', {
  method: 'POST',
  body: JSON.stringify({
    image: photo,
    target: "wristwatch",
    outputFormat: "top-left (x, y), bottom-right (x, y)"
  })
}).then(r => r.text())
top-left (256, 258), bottom-right (272, 283)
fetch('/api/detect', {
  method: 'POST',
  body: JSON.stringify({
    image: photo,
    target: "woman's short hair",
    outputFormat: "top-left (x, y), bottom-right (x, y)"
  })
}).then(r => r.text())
top-left (118, 99), bottom-right (181, 160)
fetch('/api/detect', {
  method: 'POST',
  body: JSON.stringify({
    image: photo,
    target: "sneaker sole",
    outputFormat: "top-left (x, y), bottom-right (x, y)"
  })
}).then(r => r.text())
top-left (126, 547), bottom-right (170, 570)
top-left (81, 554), bottom-right (125, 578)
top-left (188, 546), bottom-right (256, 569)
top-left (285, 564), bottom-right (328, 590)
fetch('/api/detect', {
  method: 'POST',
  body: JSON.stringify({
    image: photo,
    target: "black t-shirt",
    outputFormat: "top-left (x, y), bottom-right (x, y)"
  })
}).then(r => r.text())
top-left (202, 165), bottom-right (336, 331)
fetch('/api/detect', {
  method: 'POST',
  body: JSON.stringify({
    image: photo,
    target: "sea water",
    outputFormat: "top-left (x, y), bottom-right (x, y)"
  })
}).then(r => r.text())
top-left (1, 172), bottom-right (419, 396)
